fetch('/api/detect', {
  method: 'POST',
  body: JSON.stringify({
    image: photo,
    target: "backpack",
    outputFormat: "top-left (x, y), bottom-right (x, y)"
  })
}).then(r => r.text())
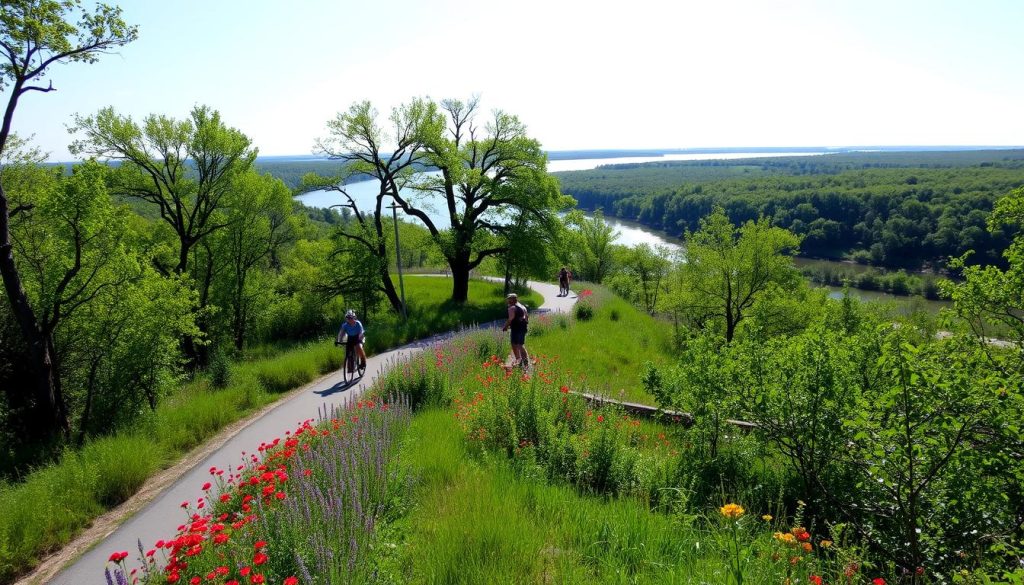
top-left (515, 303), bottom-right (528, 324)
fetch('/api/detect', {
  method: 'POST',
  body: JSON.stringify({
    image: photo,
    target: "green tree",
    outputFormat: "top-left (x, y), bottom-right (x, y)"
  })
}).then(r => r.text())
top-left (564, 209), bottom-right (619, 283)
top-left (7, 161), bottom-right (152, 442)
top-left (841, 334), bottom-right (1018, 576)
top-left (943, 186), bottom-right (1024, 372)
top-left (669, 208), bottom-right (801, 342)
top-left (69, 105), bottom-right (257, 275)
top-left (0, 0), bottom-right (136, 439)
top-left (610, 243), bottom-right (671, 314)
top-left (70, 105), bottom-right (257, 363)
top-left (210, 172), bottom-right (294, 350)
top-left (402, 96), bottom-right (566, 303)
top-left (310, 99), bottom-right (433, 314)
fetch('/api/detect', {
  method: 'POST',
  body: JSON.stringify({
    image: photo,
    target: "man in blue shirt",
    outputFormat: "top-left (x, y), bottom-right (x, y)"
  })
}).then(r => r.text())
top-left (335, 310), bottom-right (367, 369)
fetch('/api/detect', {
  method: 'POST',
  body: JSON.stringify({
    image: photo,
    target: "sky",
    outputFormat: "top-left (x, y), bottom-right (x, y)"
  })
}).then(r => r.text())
top-left (7, 0), bottom-right (1024, 162)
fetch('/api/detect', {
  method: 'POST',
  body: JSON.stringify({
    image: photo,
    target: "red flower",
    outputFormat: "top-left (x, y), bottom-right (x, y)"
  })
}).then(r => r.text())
top-left (253, 552), bottom-right (268, 566)
top-left (560, 385), bottom-right (569, 394)
top-left (597, 415), bottom-right (605, 423)
top-left (809, 576), bottom-right (822, 585)
top-left (873, 579), bottom-right (887, 585)
top-left (107, 551), bottom-right (128, 563)
top-left (250, 575), bottom-right (265, 584)
top-left (201, 482), bottom-right (212, 491)
top-left (254, 540), bottom-right (267, 549)
top-left (284, 578), bottom-right (298, 585)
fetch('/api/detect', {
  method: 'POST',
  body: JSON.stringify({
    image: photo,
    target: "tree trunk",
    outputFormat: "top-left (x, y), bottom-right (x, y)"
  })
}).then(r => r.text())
top-left (77, 357), bottom-right (101, 446)
top-left (379, 262), bottom-right (404, 315)
top-left (0, 189), bottom-right (69, 441)
top-left (233, 266), bottom-right (246, 351)
top-left (449, 250), bottom-right (472, 304)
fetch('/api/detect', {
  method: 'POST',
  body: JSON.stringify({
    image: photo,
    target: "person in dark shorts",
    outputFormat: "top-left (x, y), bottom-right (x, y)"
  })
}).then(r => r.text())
top-left (558, 266), bottom-right (571, 296)
top-left (502, 293), bottom-right (530, 368)
top-left (335, 309), bottom-right (367, 369)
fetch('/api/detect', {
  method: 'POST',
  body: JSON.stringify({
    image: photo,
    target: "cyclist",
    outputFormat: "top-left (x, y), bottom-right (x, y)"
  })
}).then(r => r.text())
top-left (335, 310), bottom-right (367, 370)
top-left (502, 293), bottom-right (530, 368)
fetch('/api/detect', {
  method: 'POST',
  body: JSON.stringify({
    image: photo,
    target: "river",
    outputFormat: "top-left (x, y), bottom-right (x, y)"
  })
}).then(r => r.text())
top-left (295, 152), bottom-right (950, 313)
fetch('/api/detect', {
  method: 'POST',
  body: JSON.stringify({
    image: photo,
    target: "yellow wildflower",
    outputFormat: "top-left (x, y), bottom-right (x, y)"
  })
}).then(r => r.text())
top-left (820, 540), bottom-right (833, 548)
top-left (719, 503), bottom-right (745, 519)
top-left (762, 514), bottom-right (773, 522)
top-left (773, 532), bottom-right (797, 545)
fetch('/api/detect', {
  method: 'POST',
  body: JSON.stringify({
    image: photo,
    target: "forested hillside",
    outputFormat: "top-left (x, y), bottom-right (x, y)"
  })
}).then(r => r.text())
top-left (556, 150), bottom-right (1024, 268)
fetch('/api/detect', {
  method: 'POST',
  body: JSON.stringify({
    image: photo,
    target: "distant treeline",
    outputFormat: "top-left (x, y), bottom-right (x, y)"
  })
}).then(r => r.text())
top-left (556, 150), bottom-right (1024, 269)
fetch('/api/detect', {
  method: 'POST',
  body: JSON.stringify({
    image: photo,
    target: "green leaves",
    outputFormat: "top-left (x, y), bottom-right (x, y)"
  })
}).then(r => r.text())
top-left (668, 207), bottom-right (802, 342)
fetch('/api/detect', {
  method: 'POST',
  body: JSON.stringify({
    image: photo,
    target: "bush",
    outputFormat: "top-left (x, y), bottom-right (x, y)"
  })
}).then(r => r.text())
top-left (208, 347), bottom-right (232, 389)
top-left (574, 301), bottom-right (594, 321)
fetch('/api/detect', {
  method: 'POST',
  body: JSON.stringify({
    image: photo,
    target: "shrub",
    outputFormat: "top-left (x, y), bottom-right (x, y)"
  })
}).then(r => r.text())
top-left (208, 347), bottom-right (232, 389)
top-left (574, 301), bottom-right (594, 321)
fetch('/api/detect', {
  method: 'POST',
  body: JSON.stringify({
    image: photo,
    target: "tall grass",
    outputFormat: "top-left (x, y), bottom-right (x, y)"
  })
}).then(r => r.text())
top-left (529, 286), bottom-right (675, 403)
top-left (387, 409), bottom-right (770, 584)
top-left (0, 437), bottom-right (160, 582)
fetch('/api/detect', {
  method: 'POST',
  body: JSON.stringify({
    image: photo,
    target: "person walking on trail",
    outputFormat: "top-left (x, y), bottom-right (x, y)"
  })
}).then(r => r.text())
top-left (335, 310), bottom-right (367, 369)
top-left (558, 266), bottom-right (572, 296)
top-left (502, 293), bottom-right (530, 368)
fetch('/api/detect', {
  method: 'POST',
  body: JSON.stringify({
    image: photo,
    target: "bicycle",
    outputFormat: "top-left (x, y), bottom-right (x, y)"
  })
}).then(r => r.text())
top-left (336, 334), bottom-right (366, 383)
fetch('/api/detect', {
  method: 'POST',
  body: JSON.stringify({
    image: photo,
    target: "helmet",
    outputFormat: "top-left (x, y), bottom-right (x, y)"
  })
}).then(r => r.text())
top-left (345, 310), bottom-right (356, 318)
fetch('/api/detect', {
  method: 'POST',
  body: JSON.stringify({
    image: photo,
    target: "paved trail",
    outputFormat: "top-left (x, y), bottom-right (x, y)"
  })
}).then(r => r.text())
top-left (47, 280), bottom-right (575, 584)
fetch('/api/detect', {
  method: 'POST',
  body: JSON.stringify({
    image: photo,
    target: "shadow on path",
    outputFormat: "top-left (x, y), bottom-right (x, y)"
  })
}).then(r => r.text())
top-left (314, 377), bottom-right (360, 397)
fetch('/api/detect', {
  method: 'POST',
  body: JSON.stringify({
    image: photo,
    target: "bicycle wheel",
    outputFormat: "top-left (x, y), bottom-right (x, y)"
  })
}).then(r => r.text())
top-left (342, 347), bottom-right (354, 383)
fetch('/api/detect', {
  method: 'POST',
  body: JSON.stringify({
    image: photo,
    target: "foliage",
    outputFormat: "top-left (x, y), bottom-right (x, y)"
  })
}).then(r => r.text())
top-left (561, 209), bottom-right (619, 283)
top-left (402, 96), bottom-right (570, 302)
top-left (69, 105), bottom-right (257, 277)
top-left (666, 207), bottom-right (802, 342)
top-left (607, 242), bottom-right (673, 314)
top-left (0, 0), bottom-right (138, 442)
top-left (840, 333), bottom-right (1023, 575)
top-left (943, 186), bottom-right (1024, 370)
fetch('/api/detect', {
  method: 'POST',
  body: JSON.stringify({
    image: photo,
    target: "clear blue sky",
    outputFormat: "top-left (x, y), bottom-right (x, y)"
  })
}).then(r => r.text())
top-left (8, 0), bottom-right (1024, 162)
